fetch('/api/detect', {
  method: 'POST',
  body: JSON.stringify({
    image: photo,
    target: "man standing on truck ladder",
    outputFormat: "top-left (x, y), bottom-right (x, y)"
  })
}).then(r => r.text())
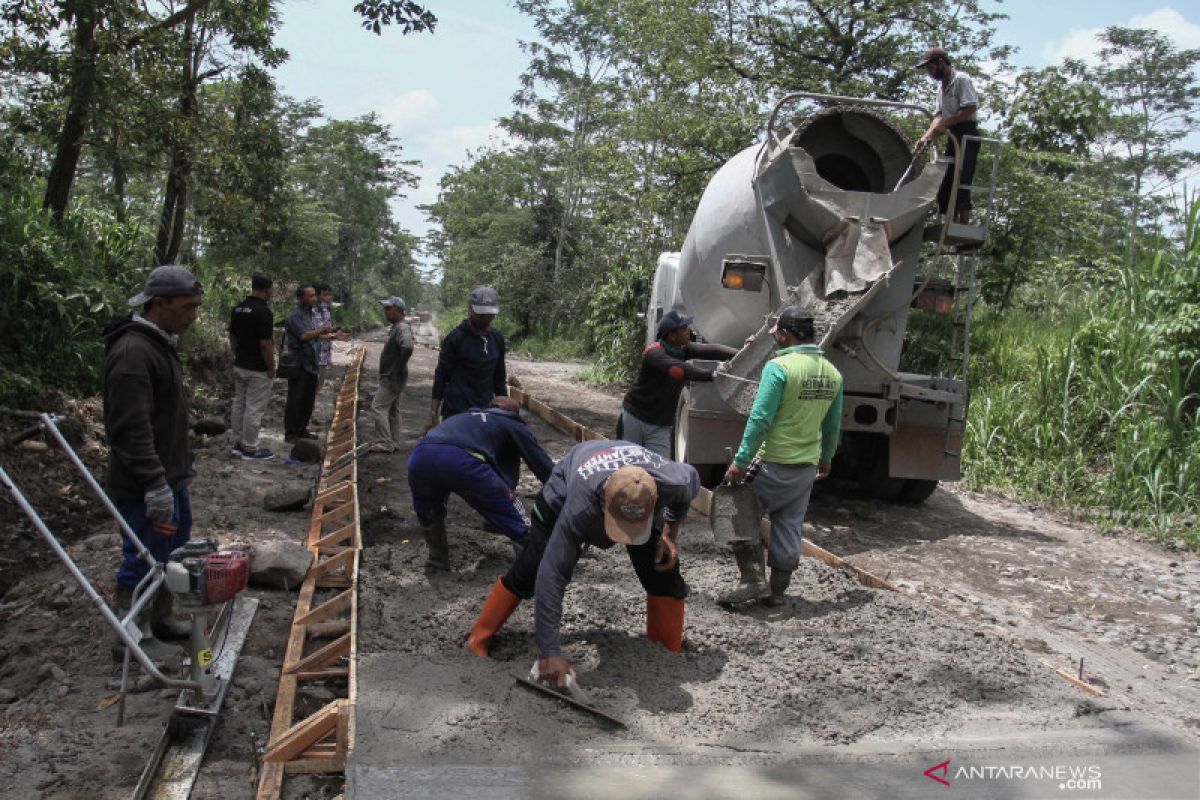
top-left (915, 46), bottom-right (980, 225)
top-left (718, 306), bottom-right (842, 607)
top-left (620, 309), bottom-right (736, 457)
top-left (427, 286), bottom-right (507, 429)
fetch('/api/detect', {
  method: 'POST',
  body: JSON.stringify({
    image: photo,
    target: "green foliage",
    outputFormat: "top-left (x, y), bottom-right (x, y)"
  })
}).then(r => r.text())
top-left (0, 183), bottom-right (149, 406)
top-left (964, 207), bottom-right (1200, 545)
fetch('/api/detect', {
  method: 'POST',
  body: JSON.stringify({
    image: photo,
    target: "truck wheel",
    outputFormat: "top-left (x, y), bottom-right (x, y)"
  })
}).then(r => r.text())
top-left (856, 437), bottom-right (905, 501)
top-left (897, 479), bottom-right (938, 504)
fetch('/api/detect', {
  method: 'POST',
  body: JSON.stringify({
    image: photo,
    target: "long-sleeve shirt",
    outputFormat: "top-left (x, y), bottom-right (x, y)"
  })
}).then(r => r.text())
top-left (432, 319), bottom-right (507, 416)
top-left (733, 344), bottom-right (843, 468)
top-left (622, 339), bottom-right (738, 426)
top-left (420, 407), bottom-right (553, 488)
top-left (379, 320), bottom-right (415, 390)
top-left (533, 440), bottom-right (700, 658)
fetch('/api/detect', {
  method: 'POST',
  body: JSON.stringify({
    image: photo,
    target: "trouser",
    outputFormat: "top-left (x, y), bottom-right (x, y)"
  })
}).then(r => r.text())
top-left (501, 491), bottom-right (688, 600)
top-left (231, 366), bottom-right (272, 449)
top-left (284, 369), bottom-right (318, 436)
top-left (371, 378), bottom-right (406, 449)
top-left (407, 443), bottom-right (530, 541)
top-left (751, 461), bottom-right (816, 572)
top-left (620, 409), bottom-right (671, 458)
top-left (937, 119), bottom-right (980, 215)
top-left (116, 487), bottom-right (193, 588)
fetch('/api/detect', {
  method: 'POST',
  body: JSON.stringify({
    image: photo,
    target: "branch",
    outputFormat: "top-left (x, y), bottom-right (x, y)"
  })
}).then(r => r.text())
top-left (125, 0), bottom-right (215, 50)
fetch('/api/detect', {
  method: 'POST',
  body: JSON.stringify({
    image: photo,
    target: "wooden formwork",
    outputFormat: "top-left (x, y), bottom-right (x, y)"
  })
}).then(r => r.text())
top-left (257, 347), bottom-right (366, 798)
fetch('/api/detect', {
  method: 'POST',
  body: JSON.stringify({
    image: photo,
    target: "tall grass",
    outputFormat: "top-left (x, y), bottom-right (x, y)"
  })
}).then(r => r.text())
top-left (964, 201), bottom-right (1200, 546)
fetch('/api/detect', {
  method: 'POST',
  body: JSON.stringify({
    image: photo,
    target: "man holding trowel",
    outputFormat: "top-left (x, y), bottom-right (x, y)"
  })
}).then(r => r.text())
top-left (717, 305), bottom-right (843, 608)
top-left (466, 440), bottom-right (699, 688)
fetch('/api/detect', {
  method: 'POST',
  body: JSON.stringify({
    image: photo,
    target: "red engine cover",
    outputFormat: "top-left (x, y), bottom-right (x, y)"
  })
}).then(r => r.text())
top-left (203, 552), bottom-right (249, 605)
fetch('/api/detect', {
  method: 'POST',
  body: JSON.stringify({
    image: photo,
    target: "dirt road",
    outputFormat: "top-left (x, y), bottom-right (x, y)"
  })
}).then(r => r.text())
top-left (350, 326), bottom-right (1199, 798)
top-left (0, 323), bottom-right (1196, 799)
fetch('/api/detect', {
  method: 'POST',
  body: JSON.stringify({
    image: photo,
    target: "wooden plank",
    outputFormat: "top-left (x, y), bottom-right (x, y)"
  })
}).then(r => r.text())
top-left (1039, 660), bottom-right (1107, 696)
top-left (315, 522), bottom-right (355, 550)
top-left (305, 621), bottom-right (351, 638)
top-left (296, 667), bottom-right (350, 681)
top-left (263, 700), bottom-right (342, 763)
top-left (311, 548), bottom-right (354, 580)
top-left (295, 590), bottom-right (352, 626)
top-left (286, 633), bottom-right (350, 676)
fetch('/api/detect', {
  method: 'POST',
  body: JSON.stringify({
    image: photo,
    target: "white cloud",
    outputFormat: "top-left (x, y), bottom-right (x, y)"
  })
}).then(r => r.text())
top-left (376, 88), bottom-right (441, 135)
top-left (417, 121), bottom-right (511, 163)
top-left (1042, 7), bottom-right (1200, 65)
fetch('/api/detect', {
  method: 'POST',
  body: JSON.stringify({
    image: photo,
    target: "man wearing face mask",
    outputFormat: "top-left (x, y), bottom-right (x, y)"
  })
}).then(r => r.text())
top-left (718, 306), bottom-right (843, 608)
top-left (914, 47), bottom-right (980, 225)
top-left (427, 286), bottom-right (508, 430)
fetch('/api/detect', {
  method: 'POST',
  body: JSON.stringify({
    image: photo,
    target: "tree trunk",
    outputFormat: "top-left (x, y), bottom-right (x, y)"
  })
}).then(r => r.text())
top-left (154, 18), bottom-right (198, 265)
top-left (43, 3), bottom-right (100, 221)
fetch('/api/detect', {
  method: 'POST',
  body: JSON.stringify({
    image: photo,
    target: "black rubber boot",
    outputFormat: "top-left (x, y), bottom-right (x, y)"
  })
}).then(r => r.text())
top-left (421, 518), bottom-right (450, 572)
top-left (716, 542), bottom-right (770, 606)
top-left (149, 588), bottom-right (192, 641)
top-left (762, 569), bottom-right (793, 607)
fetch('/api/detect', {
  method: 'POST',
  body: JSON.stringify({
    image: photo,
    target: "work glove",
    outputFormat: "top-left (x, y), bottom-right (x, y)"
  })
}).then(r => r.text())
top-left (144, 481), bottom-right (175, 525)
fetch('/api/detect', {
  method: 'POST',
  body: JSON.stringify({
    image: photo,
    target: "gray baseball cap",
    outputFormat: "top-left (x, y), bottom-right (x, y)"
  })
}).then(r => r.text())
top-left (127, 265), bottom-right (203, 307)
top-left (469, 286), bottom-right (500, 314)
top-left (379, 296), bottom-right (407, 310)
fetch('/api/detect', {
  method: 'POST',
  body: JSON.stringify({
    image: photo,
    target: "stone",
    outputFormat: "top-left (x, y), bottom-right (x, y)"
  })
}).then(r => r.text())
top-left (193, 416), bottom-right (227, 436)
top-left (84, 533), bottom-right (120, 551)
top-left (263, 482), bottom-right (311, 512)
top-left (0, 688), bottom-right (15, 704)
top-left (289, 439), bottom-right (323, 463)
top-left (248, 540), bottom-right (313, 590)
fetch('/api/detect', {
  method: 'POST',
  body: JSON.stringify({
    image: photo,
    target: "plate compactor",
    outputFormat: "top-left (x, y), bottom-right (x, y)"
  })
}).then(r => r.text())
top-left (0, 413), bottom-right (259, 798)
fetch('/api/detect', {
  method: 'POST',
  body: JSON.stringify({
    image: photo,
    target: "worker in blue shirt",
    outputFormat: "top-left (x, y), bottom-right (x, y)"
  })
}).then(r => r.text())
top-left (407, 396), bottom-right (554, 572)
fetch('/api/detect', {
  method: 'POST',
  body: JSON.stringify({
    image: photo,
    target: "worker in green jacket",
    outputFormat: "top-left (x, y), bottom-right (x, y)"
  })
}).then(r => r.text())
top-left (718, 305), bottom-right (843, 607)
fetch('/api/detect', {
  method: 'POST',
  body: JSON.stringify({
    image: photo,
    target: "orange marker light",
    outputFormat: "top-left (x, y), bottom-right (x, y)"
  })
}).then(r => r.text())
top-left (722, 272), bottom-right (745, 289)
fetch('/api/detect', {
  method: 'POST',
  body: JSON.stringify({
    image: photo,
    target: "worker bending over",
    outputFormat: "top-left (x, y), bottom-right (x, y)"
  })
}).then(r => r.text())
top-left (467, 441), bottom-right (700, 686)
top-left (719, 306), bottom-right (843, 607)
top-left (407, 396), bottom-right (553, 571)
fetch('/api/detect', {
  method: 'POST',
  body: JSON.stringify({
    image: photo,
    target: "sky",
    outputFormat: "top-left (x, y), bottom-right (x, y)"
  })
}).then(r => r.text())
top-left (269, 1), bottom-right (1200, 251)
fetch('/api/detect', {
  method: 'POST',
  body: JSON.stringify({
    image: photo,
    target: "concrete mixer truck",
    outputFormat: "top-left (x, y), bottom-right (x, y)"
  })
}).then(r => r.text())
top-left (647, 93), bottom-right (999, 502)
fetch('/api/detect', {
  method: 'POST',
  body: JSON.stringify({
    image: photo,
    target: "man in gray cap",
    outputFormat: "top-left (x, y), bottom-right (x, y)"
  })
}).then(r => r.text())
top-left (427, 286), bottom-right (508, 429)
top-left (718, 305), bottom-right (843, 608)
top-left (914, 46), bottom-right (980, 225)
top-left (103, 265), bottom-right (204, 645)
top-left (370, 296), bottom-right (415, 453)
top-left (620, 309), bottom-right (736, 456)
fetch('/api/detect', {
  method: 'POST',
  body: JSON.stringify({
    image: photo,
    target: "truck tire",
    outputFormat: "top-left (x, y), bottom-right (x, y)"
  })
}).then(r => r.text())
top-left (897, 478), bottom-right (938, 504)
top-left (856, 436), bottom-right (905, 501)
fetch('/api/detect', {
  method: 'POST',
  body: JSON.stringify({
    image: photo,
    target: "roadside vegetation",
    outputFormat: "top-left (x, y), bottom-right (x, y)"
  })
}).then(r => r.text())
top-left (2, 1), bottom-right (1197, 543)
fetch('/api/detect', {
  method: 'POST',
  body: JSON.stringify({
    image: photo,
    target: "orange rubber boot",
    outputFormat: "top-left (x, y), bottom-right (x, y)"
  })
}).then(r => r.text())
top-left (466, 576), bottom-right (521, 657)
top-left (645, 595), bottom-right (685, 653)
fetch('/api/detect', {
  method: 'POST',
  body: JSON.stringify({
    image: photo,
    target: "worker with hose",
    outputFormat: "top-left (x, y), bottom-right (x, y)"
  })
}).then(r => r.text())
top-left (914, 46), bottom-right (980, 225)
top-left (620, 309), bottom-right (736, 456)
top-left (718, 306), bottom-right (843, 607)
top-left (466, 440), bottom-right (699, 689)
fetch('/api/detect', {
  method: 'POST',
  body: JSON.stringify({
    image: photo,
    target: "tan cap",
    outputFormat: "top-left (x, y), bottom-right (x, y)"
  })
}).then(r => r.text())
top-left (603, 467), bottom-right (656, 545)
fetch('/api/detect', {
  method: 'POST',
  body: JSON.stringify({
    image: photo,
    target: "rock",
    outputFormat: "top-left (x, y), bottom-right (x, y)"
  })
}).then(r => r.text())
top-left (248, 541), bottom-right (313, 590)
top-left (0, 688), bottom-right (15, 704)
top-left (289, 440), bottom-right (323, 463)
top-left (38, 663), bottom-right (68, 683)
top-left (263, 482), bottom-right (311, 512)
top-left (18, 439), bottom-right (48, 453)
top-left (193, 416), bottom-right (227, 436)
top-left (85, 533), bottom-right (120, 551)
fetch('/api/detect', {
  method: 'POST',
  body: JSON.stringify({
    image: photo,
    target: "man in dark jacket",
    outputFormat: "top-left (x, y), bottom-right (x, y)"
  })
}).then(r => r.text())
top-left (104, 265), bottom-right (203, 642)
top-left (427, 286), bottom-right (507, 429)
top-left (620, 309), bottom-right (737, 456)
top-left (228, 272), bottom-right (276, 460)
top-left (407, 397), bottom-right (553, 572)
top-left (370, 296), bottom-right (415, 453)
top-left (283, 285), bottom-right (332, 442)
top-left (466, 440), bottom-right (700, 678)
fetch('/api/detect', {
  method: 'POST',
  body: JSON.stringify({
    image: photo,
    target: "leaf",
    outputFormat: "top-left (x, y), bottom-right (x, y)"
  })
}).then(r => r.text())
top-left (97, 693), bottom-right (121, 711)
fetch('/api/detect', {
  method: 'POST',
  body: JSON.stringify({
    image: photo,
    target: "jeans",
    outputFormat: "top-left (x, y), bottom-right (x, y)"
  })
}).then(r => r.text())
top-left (116, 487), bottom-right (193, 588)
top-left (937, 120), bottom-right (980, 214)
top-left (231, 366), bottom-right (272, 449)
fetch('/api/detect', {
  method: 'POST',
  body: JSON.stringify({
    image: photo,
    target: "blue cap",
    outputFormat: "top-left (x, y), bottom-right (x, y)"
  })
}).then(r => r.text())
top-left (656, 309), bottom-right (694, 337)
